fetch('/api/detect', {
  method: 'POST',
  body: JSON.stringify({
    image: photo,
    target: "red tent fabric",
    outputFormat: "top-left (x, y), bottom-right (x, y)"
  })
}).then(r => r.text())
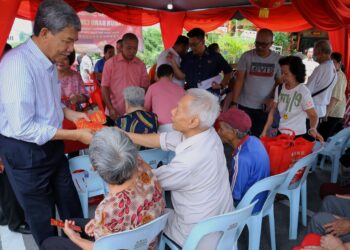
top-left (1, 0), bottom-right (350, 76)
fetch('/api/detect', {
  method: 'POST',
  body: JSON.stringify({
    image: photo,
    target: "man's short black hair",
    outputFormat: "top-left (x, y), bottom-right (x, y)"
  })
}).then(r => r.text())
top-left (174, 35), bottom-right (189, 46)
top-left (104, 44), bottom-right (114, 54)
top-left (331, 52), bottom-right (342, 63)
top-left (187, 28), bottom-right (205, 40)
top-left (157, 64), bottom-right (174, 78)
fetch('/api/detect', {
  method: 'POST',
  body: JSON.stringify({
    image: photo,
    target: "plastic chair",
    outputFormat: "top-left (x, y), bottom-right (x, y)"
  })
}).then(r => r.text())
top-left (93, 212), bottom-right (169, 250)
top-left (69, 155), bottom-right (107, 218)
top-left (312, 127), bottom-right (350, 182)
top-left (237, 171), bottom-right (288, 250)
top-left (139, 148), bottom-right (170, 169)
top-left (159, 201), bottom-right (257, 250)
top-left (276, 151), bottom-right (320, 240)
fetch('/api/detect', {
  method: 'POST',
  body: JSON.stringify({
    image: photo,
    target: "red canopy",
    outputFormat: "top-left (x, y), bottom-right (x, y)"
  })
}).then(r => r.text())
top-left (0, 0), bottom-right (350, 75)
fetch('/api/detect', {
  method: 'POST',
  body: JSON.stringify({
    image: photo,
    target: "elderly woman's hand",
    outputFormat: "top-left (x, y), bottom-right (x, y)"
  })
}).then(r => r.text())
top-left (309, 129), bottom-right (324, 144)
top-left (320, 235), bottom-right (346, 250)
top-left (63, 220), bottom-right (81, 241)
top-left (84, 219), bottom-right (95, 237)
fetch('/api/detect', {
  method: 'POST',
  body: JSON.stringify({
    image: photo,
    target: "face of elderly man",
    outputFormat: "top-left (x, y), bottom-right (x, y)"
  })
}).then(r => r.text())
top-left (171, 94), bottom-right (199, 133)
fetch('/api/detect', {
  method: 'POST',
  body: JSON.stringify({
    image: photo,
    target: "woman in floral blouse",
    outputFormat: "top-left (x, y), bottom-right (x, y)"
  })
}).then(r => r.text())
top-left (58, 50), bottom-right (89, 109)
top-left (41, 128), bottom-right (165, 250)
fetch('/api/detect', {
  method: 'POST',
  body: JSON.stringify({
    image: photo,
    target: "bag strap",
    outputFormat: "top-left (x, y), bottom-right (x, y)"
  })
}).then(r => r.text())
top-left (311, 72), bottom-right (336, 97)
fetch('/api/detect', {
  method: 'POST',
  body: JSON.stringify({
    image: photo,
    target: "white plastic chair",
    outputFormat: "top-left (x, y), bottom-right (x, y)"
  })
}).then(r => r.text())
top-left (93, 212), bottom-right (169, 250)
top-left (276, 151), bottom-right (319, 239)
top-left (69, 155), bottom-right (107, 218)
top-left (312, 127), bottom-right (350, 182)
top-left (236, 171), bottom-right (288, 250)
top-left (159, 201), bottom-right (257, 250)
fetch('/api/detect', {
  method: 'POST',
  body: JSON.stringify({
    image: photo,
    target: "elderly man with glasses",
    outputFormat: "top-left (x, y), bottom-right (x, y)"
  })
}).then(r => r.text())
top-left (231, 28), bottom-right (282, 137)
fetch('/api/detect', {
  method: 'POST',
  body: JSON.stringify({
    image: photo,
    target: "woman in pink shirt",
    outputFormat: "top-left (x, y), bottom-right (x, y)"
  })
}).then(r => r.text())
top-left (57, 51), bottom-right (89, 110)
top-left (144, 64), bottom-right (185, 130)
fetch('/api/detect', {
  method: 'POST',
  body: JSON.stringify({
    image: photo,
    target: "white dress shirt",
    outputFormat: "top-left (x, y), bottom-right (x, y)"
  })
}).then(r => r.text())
top-left (0, 39), bottom-right (63, 145)
top-left (156, 48), bottom-right (184, 87)
top-left (153, 128), bottom-right (234, 248)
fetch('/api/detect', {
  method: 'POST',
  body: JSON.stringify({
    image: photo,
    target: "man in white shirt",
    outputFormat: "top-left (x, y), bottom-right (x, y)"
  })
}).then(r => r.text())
top-left (126, 89), bottom-right (233, 249)
top-left (303, 47), bottom-right (319, 81)
top-left (306, 40), bottom-right (337, 119)
top-left (80, 53), bottom-right (93, 83)
top-left (156, 35), bottom-right (189, 87)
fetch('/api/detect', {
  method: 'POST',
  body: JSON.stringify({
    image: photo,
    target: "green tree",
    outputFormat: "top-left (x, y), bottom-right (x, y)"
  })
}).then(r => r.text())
top-left (274, 32), bottom-right (289, 55)
top-left (138, 27), bottom-right (164, 67)
top-left (215, 34), bottom-right (253, 63)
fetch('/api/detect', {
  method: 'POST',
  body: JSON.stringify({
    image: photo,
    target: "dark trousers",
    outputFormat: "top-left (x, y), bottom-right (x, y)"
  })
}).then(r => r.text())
top-left (238, 105), bottom-right (268, 137)
top-left (318, 117), bottom-right (343, 141)
top-left (0, 135), bottom-right (83, 246)
top-left (0, 171), bottom-right (25, 231)
top-left (40, 218), bottom-right (92, 250)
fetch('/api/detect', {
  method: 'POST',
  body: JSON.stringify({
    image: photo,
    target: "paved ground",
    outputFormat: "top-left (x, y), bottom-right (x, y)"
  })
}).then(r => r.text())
top-left (0, 167), bottom-right (331, 250)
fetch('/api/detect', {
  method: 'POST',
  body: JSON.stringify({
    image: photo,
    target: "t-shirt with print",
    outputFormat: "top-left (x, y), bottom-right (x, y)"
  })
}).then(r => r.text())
top-left (274, 83), bottom-right (314, 135)
top-left (329, 70), bottom-right (347, 118)
top-left (238, 49), bottom-right (281, 109)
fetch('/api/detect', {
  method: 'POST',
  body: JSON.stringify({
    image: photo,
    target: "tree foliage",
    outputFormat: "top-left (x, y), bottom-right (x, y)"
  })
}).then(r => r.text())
top-left (138, 27), bottom-right (164, 67)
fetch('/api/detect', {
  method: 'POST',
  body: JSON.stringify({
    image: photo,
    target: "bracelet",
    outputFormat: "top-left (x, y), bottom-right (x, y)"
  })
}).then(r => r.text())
top-left (308, 128), bottom-right (317, 135)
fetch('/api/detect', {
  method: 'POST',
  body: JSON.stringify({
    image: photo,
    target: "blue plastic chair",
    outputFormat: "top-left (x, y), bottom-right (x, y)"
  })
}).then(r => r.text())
top-left (139, 148), bottom-right (170, 169)
top-left (69, 155), bottom-right (107, 218)
top-left (93, 212), bottom-right (169, 250)
top-left (276, 151), bottom-right (319, 240)
top-left (312, 127), bottom-right (350, 182)
top-left (159, 201), bottom-right (257, 250)
top-left (237, 171), bottom-right (288, 250)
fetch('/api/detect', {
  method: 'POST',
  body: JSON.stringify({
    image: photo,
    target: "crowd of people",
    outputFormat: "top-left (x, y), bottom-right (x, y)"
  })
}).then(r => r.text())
top-left (0, 0), bottom-right (350, 249)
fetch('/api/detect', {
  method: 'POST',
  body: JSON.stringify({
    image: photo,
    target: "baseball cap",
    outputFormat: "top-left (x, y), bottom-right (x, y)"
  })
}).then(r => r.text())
top-left (217, 108), bottom-right (252, 132)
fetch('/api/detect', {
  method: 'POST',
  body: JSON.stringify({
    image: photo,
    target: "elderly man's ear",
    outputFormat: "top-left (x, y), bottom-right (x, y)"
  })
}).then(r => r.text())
top-left (188, 117), bottom-right (200, 129)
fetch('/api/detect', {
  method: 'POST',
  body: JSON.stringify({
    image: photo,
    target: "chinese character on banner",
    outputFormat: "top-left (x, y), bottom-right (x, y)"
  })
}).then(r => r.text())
top-left (75, 12), bottom-right (143, 53)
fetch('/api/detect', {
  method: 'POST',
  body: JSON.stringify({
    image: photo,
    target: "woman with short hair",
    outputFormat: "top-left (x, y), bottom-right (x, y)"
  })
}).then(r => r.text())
top-left (40, 128), bottom-right (165, 250)
top-left (261, 56), bottom-right (323, 141)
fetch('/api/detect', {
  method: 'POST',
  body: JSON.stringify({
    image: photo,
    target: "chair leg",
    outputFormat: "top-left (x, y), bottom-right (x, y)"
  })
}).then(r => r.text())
top-left (301, 182), bottom-right (307, 226)
top-left (78, 192), bottom-right (89, 218)
top-left (288, 190), bottom-right (300, 240)
top-left (247, 216), bottom-right (262, 250)
top-left (319, 155), bottom-right (326, 170)
top-left (268, 208), bottom-right (276, 250)
top-left (331, 156), bottom-right (340, 183)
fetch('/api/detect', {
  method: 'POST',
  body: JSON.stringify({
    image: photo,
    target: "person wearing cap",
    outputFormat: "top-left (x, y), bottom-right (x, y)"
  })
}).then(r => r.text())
top-left (217, 107), bottom-right (270, 212)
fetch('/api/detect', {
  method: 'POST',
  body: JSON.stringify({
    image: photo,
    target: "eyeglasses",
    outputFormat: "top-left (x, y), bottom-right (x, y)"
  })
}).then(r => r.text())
top-left (255, 41), bottom-right (272, 48)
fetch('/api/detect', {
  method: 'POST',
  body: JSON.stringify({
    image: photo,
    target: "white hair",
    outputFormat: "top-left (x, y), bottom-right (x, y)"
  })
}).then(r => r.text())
top-left (186, 89), bottom-right (220, 128)
top-left (123, 86), bottom-right (145, 107)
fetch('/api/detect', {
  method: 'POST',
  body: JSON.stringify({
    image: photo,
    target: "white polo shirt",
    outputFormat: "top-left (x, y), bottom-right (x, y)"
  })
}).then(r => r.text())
top-left (153, 128), bottom-right (234, 248)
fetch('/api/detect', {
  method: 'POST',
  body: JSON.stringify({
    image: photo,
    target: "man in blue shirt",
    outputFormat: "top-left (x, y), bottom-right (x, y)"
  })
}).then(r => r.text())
top-left (0, 0), bottom-right (93, 246)
top-left (217, 108), bottom-right (270, 212)
top-left (94, 44), bottom-right (115, 82)
top-left (170, 28), bottom-right (232, 94)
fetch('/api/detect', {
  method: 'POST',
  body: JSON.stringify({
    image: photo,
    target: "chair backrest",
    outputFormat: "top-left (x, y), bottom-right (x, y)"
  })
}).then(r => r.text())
top-left (325, 127), bottom-right (350, 152)
top-left (279, 151), bottom-right (319, 190)
top-left (237, 171), bottom-right (288, 214)
top-left (93, 212), bottom-right (170, 250)
top-left (69, 155), bottom-right (92, 173)
top-left (182, 201), bottom-right (257, 250)
top-left (71, 170), bottom-right (89, 193)
top-left (139, 149), bottom-right (170, 169)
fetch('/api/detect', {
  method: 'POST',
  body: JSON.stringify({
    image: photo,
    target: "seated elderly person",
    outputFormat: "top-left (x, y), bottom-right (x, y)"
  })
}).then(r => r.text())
top-left (126, 89), bottom-right (233, 249)
top-left (144, 64), bottom-right (185, 132)
top-left (217, 108), bottom-right (270, 212)
top-left (40, 128), bottom-right (165, 250)
top-left (115, 86), bottom-right (158, 134)
top-left (57, 50), bottom-right (89, 110)
top-left (308, 194), bottom-right (350, 244)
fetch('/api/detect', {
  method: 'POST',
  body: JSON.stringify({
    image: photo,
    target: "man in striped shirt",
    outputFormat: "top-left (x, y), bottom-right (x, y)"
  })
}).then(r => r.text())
top-left (0, 0), bottom-right (93, 246)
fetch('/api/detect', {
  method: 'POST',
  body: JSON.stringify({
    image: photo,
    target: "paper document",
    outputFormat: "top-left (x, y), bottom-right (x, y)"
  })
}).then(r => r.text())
top-left (197, 75), bottom-right (222, 90)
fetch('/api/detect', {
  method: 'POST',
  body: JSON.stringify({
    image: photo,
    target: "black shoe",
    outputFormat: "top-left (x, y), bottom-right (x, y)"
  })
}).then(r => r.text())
top-left (10, 223), bottom-right (31, 234)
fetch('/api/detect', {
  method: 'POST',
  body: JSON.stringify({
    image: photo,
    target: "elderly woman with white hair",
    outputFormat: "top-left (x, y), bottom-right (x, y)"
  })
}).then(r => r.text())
top-left (40, 128), bottom-right (165, 250)
top-left (126, 89), bottom-right (234, 249)
top-left (115, 86), bottom-right (158, 134)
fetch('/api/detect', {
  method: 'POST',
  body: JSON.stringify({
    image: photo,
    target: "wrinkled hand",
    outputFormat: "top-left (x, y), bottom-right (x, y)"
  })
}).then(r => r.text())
top-left (260, 131), bottom-right (267, 138)
top-left (211, 81), bottom-right (222, 90)
top-left (323, 217), bottom-right (350, 237)
top-left (65, 108), bottom-right (90, 123)
top-left (69, 95), bottom-right (80, 105)
top-left (63, 220), bottom-right (81, 241)
top-left (309, 130), bottom-right (324, 144)
top-left (109, 108), bottom-right (118, 121)
top-left (0, 160), bottom-right (4, 174)
top-left (76, 128), bottom-right (94, 145)
top-left (84, 219), bottom-right (95, 237)
top-left (320, 235), bottom-right (345, 250)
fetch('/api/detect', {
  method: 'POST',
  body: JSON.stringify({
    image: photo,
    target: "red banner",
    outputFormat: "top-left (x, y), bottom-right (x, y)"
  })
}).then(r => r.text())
top-left (76, 11), bottom-right (143, 51)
